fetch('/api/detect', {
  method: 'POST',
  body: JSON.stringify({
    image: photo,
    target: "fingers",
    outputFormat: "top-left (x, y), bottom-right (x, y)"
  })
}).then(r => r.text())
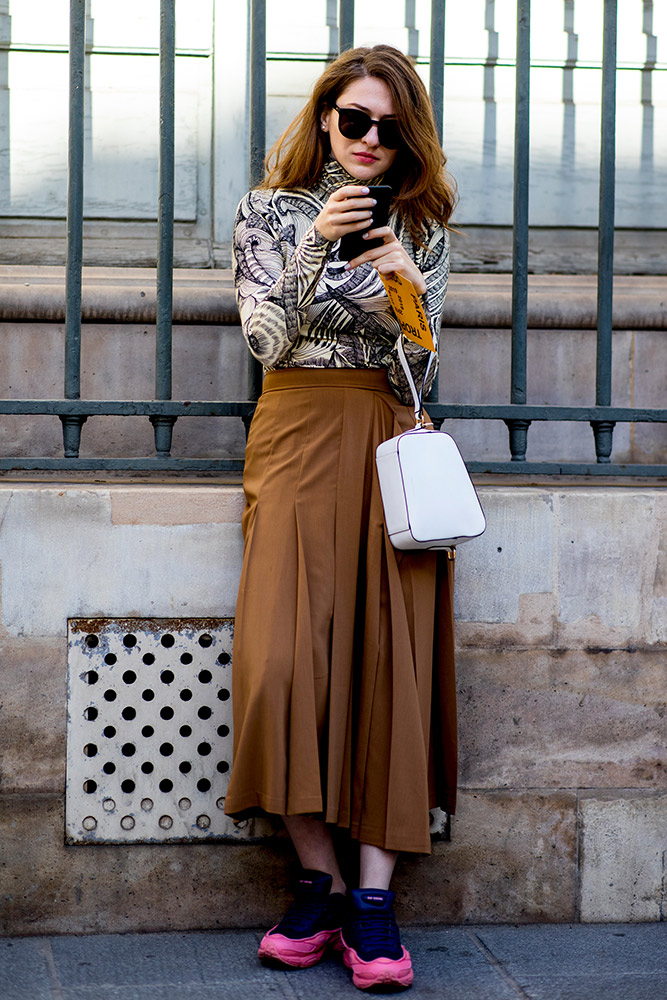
top-left (328, 187), bottom-right (377, 214)
top-left (343, 230), bottom-right (427, 293)
top-left (314, 187), bottom-right (379, 241)
top-left (331, 184), bottom-right (373, 202)
top-left (344, 228), bottom-right (401, 268)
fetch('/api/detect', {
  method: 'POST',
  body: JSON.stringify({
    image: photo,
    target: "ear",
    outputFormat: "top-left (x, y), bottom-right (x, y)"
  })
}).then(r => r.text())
top-left (320, 106), bottom-right (331, 132)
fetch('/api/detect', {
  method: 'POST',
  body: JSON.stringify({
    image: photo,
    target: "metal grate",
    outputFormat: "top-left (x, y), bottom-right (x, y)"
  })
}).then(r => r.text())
top-left (66, 617), bottom-right (271, 845)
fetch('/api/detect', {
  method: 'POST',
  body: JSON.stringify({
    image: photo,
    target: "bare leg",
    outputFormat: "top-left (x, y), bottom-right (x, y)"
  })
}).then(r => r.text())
top-left (359, 843), bottom-right (398, 890)
top-left (282, 815), bottom-right (347, 894)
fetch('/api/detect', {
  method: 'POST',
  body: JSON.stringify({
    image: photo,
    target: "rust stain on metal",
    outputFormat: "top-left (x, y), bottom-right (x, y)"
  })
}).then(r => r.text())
top-left (69, 617), bottom-right (225, 634)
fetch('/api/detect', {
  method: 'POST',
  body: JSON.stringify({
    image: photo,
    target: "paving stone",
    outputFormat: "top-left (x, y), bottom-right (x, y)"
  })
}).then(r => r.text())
top-left (475, 923), bottom-right (667, 1000)
top-left (474, 922), bottom-right (667, 975)
top-left (51, 930), bottom-right (261, 987)
top-left (5, 925), bottom-right (666, 1000)
top-left (0, 938), bottom-right (54, 991)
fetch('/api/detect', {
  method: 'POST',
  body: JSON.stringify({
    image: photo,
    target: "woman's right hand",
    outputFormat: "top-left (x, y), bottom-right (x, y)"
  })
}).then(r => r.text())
top-left (314, 185), bottom-right (377, 243)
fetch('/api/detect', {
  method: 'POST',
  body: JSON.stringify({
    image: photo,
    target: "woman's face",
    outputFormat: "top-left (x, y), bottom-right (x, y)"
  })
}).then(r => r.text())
top-left (321, 76), bottom-right (399, 181)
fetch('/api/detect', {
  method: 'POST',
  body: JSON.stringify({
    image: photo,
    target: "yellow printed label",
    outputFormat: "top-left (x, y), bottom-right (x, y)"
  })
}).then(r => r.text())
top-left (379, 272), bottom-right (435, 352)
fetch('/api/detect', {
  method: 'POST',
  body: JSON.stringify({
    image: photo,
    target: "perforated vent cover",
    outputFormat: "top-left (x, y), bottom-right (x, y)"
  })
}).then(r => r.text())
top-left (66, 618), bottom-right (271, 845)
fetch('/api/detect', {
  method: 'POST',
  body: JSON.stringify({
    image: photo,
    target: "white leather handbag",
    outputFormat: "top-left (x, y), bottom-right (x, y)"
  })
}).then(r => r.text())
top-left (375, 337), bottom-right (486, 551)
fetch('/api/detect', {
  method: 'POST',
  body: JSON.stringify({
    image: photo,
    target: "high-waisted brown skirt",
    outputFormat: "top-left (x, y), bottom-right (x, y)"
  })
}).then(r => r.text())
top-left (224, 368), bottom-right (457, 854)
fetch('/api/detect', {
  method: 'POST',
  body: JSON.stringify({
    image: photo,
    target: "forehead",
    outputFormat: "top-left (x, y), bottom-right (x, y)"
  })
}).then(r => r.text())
top-left (335, 76), bottom-right (394, 117)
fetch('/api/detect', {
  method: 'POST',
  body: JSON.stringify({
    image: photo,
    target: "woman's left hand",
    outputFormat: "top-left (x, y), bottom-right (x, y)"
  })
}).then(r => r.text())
top-left (344, 227), bottom-right (427, 295)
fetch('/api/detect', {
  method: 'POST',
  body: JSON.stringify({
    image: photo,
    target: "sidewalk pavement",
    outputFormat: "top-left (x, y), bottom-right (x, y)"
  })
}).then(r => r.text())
top-left (2, 923), bottom-right (665, 999)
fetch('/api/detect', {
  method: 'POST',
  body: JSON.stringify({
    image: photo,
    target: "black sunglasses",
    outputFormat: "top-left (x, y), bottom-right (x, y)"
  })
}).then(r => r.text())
top-left (333, 105), bottom-right (401, 149)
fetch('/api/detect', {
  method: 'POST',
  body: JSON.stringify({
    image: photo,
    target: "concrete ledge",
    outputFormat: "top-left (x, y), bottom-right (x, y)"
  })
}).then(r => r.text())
top-left (1, 268), bottom-right (666, 329)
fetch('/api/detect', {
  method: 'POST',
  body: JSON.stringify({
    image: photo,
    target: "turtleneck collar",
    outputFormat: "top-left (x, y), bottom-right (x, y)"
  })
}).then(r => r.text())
top-left (313, 157), bottom-right (385, 200)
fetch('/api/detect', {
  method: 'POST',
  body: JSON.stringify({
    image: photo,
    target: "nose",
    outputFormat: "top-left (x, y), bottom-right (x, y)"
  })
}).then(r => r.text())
top-left (362, 124), bottom-right (380, 147)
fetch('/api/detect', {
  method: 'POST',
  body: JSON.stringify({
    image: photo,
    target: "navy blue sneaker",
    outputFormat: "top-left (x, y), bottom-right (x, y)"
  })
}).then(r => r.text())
top-left (258, 869), bottom-right (346, 968)
top-left (341, 888), bottom-right (413, 990)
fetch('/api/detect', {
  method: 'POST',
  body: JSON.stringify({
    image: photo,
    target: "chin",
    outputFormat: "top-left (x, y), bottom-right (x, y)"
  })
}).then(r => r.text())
top-left (347, 161), bottom-right (384, 181)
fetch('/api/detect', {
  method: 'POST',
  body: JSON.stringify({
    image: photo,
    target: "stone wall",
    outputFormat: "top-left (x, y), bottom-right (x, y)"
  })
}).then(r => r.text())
top-left (1, 483), bottom-right (665, 935)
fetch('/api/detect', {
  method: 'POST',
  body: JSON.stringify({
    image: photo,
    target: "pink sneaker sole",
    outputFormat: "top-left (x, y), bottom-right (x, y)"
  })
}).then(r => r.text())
top-left (342, 942), bottom-right (414, 990)
top-left (258, 926), bottom-right (342, 968)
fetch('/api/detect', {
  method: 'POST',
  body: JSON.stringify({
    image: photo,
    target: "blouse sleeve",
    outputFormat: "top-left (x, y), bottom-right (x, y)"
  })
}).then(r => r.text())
top-left (232, 190), bottom-right (332, 367)
top-left (386, 225), bottom-right (450, 406)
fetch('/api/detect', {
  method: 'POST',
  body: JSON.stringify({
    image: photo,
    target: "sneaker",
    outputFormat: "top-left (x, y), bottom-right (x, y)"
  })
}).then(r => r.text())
top-left (341, 888), bottom-right (413, 991)
top-left (258, 869), bottom-right (346, 969)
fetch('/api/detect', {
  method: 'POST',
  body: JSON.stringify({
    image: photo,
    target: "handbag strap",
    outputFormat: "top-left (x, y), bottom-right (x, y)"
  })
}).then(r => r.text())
top-left (396, 334), bottom-right (436, 426)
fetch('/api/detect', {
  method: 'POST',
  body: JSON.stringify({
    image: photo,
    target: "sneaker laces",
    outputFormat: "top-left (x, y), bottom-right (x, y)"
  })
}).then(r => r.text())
top-left (351, 913), bottom-right (401, 957)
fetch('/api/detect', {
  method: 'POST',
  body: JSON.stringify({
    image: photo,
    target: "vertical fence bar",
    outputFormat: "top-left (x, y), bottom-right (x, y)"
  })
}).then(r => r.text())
top-left (506, 0), bottom-right (531, 461)
top-left (592, 0), bottom-right (617, 462)
top-left (430, 0), bottom-right (445, 144)
top-left (249, 0), bottom-right (266, 189)
top-left (151, 0), bottom-right (177, 457)
top-left (62, 0), bottom-right (87, 457)
top-left (339, 0), bottom-right (355, 53)
top-left (426, 0), bottom-right (445, 407)
top-left (246, 0), bottom-right (266, 408)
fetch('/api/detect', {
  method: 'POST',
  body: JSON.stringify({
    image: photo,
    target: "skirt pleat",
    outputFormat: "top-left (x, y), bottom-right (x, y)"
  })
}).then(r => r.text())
top-left (224, 368), bottom-right (457, 854)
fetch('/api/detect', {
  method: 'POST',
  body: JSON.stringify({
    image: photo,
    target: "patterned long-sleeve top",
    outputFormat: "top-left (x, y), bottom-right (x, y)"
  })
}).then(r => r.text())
top-left (232, 158), bottom-right (449, 405)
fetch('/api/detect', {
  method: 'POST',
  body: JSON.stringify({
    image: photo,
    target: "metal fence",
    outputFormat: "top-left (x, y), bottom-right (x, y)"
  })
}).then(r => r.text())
top-left (2, 0), bottom-right (666, 475)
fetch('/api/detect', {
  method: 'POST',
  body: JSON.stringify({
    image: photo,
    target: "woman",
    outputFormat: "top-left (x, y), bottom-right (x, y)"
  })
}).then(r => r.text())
top-left (226, 44), bottom-right (457, 991)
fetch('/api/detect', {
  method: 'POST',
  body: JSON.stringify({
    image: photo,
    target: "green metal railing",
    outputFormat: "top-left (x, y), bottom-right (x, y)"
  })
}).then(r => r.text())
top-left (0, 0), bottom-right (665, 476)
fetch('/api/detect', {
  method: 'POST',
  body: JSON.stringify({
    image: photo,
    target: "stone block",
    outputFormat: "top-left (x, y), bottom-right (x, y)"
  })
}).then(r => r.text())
top-left (396, 790), bottom-right (577, 924)
top-left (0, 321), bottom-right (248, 460)
top-left (438, 327), bottom-right (634, 464)
top-left (0, 639), bottom-right (66, 793)
top-left (557, 490), bottom-right (663, 646)
top-left (456, 648), bottom-right (667, 789)
top-left (108, 485), bottom-right (246, 527)
top-left (580, 792), bottom-right (667, 922)
top-left (0, 793), bottom-right (292, 936)
top-left (647, 492), bottom-right (667, 645)
top-left (628, 329), bottom-right (667, 464)
top-left (454, 489), bottom-right (555, 627)
top-left (0, 488), bottom-right (244, 637)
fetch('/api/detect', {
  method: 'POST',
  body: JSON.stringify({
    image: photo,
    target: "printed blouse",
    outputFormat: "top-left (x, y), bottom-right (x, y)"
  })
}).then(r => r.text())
top-left (232, 158), bottom-right (450, 405)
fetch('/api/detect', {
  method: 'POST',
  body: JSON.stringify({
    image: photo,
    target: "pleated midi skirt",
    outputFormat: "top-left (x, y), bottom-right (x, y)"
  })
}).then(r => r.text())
top-left (224, 368), bottom-right (457, 854)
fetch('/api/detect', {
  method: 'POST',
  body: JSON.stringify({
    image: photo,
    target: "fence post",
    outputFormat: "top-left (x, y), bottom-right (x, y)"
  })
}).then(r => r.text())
top-left (151, 0), bottom-right (177, 458)
top-left (62, 0), bottom-right (87, 458)
top-left (245, 0), bottom-right (266, 414)
top-left (506, 0), bottom-right (531, 461)
top-left (430, 0), bottom-right (445, 145)
top-left (592, 0), bottom-right (618, 463)
top-left (339, 0), bottom-right (355, 52)
top-left (426, 0), bottom-right (446, 407)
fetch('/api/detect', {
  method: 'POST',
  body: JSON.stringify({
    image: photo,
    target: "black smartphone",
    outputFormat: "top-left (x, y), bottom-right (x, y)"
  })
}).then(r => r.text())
top-left (338, 184), bottom-right (392, 261)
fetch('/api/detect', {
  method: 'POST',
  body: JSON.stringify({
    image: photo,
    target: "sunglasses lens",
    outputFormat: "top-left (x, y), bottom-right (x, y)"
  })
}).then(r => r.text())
top-left (378, 121), bottom-right (401, 149)
top-left (337, 109), bottom-right (369, 139)
top-left (336, 108), bottom-right (401, 149)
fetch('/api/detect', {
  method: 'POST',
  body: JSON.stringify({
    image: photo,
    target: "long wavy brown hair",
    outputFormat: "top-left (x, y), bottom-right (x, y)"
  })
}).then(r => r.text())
top-left (261, 45), bottom-right (457, 242)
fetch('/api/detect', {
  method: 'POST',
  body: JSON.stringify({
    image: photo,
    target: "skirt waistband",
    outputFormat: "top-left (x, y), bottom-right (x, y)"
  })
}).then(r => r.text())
top-left (262, 368), bottom-right (392, 394)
